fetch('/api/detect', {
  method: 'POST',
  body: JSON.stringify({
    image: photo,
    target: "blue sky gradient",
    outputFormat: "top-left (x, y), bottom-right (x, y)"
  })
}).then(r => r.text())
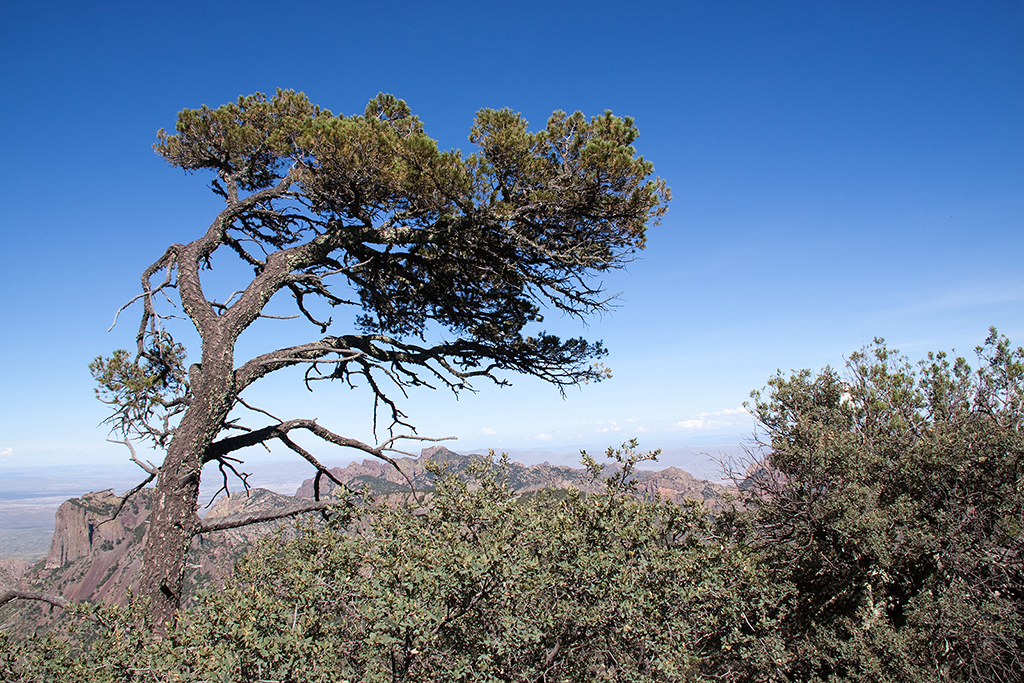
top-left (1, 1), bottom-right (1021, 468)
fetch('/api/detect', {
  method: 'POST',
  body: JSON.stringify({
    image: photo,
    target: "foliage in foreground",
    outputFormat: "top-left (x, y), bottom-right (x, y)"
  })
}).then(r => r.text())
top-left (741, 328), bottom-right (1024, 682)
top-left (2, 446), bottom-right (781, 682)
top-left (3, 331), bottom-right (1022, 682)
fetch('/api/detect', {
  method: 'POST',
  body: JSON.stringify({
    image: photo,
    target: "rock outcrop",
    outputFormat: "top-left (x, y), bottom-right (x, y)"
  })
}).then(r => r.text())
top-left (633, 466), bottom-right (731, 509)
top-left (1, 486), bottom-right (320, 636)
top-left (44, 489), bottom-right (146, 567)
top-left (0, 559), bottom-right (31, 581)
top-left (0, 559), bottom-right (31, 594)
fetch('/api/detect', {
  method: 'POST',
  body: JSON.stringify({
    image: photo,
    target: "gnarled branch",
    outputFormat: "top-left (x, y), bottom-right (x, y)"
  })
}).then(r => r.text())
top-left (0, 589), bottom-right (68, 609)
top-left (205, 418), bottom-right (454, 497)
top-left (198, 499), bottom-right (340, 534)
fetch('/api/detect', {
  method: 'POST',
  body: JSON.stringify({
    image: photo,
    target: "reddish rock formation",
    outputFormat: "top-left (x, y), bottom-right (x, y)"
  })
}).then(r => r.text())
top-left (0, 559), bottom-right (31, 582)
top-left (1, 487), bottom-right (317, 636)
top-left (0, 559), bottom-right (31, 595)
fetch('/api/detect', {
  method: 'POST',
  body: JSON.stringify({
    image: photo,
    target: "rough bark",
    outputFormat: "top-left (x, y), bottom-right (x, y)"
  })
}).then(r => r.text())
top-left (139, 341), bottom-right (234, 624)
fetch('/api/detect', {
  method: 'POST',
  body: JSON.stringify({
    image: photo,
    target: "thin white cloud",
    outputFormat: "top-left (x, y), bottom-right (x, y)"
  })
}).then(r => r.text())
top-left (669, 406), bottom-right (752, 432)
top-left (671, 418), bottom-right (730, 431)
top-left (0, 447), bottom-right (11, 456)
top-left (479, 427), bottom-right (497, 436)
top-left (595, 420), bottom-right (622, 434)
top-left (533, 433), bottom-right (553, 441)
top-left (712, 407), bottom-right (747, 416)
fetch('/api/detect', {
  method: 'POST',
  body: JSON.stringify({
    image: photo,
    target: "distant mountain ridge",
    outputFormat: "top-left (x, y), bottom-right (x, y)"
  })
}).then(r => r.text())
top-left (295, 445), bottom-right (731, 510)
top-left (1, 446), bottom-right (734, 636)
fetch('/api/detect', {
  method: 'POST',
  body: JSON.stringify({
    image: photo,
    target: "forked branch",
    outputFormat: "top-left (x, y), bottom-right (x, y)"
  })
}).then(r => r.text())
top-left (102, 439), bottom-right (159, 523)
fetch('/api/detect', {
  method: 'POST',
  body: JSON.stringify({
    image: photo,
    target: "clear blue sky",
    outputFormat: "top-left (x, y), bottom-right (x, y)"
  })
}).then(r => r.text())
top-left (1, 1), bottom-right (1021, 468)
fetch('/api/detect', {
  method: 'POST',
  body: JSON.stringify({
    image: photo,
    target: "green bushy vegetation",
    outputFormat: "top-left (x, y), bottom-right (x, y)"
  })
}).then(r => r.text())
top-left (737, 328), bottom-right (1024, 682)
top-left (2, 331), bottom-right (1021, 681)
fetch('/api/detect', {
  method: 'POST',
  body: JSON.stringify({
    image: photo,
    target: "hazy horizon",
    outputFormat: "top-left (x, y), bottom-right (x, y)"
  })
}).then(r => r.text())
top-left (0, 439), bottom-right (744, 562)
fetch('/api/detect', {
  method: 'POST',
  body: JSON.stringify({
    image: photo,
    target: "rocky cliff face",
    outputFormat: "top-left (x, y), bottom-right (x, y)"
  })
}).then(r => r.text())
top-left (31, 489), bottom-right (149, 605)
top-left (1, 486), bottom-right (314, 636)
top-left (633, 466), bottom-right (731, 510)
top-left (0, 559), bottom-right (31, 594)
top-left (0, 559), bottom-right (31, 580)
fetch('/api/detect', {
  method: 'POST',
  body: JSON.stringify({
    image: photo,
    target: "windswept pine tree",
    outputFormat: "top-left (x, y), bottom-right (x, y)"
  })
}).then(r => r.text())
top-left (66, 91), bottom-right (669, 625)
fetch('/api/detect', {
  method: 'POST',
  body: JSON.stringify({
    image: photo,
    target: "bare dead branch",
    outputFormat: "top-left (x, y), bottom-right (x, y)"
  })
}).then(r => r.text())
top-left (235, 396), bottom-right (282, 423)
top-left (205, 418), bottom-right (454, 499)
top-left (262, 353), bottom-right (363, 365)
top-left (109, 256), bottom-right (176, 332)
top-left (108, 438), bottom-right (159, 475)
top-left (287, 282), bottom-right (333, 332)
top-left (0, 589), bottom-right (68, 609)
top-left (203, 456), bottom-right (253, 508)
top-left (234, 341), bottom-right (367, 390)
top-left (274, 434), bottom-right (352, 501)
top-left (98, 439), bottom-right (159, 524)
top-left (198, 499), bottom-right (341, 534)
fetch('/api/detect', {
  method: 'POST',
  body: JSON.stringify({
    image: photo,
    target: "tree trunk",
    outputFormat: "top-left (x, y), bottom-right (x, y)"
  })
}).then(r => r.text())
top-left (139, 340), bottom-right (235, 627)
top-left (138, 435), bottom-right (201, 627)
